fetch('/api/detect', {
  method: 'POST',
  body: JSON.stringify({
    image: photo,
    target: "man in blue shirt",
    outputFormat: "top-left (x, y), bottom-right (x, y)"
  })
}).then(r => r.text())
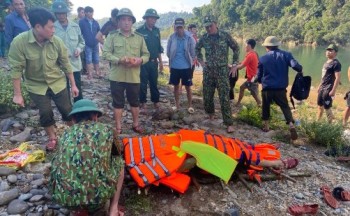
top-left (79, 6), bottom-right (101, 79)
top-left (167, 18), bottom-right (196, 112)
top-left (257, 36), bottom-right (302, 140)
top-left (5, 0), bottom-right (31, 48)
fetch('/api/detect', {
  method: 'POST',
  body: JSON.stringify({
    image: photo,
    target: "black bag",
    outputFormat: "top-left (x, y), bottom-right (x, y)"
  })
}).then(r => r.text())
top-left (290, 73), bottom-right (311, 109)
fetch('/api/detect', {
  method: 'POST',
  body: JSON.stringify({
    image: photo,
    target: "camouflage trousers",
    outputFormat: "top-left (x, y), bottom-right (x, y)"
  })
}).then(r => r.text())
top-left (203, 66), bottom-right (233, 126)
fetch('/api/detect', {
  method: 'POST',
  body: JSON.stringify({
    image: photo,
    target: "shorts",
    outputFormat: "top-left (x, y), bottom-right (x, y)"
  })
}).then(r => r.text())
top-left (85, 44), bottom-right (99, 64)
top-left (317, 88), bottom-right (332, 109)
top-left (169, 68), bottom-right (193, 86)
top-left (29, 88), bottom-right (72, 127)
top-left (345, 91), bottom-right (350, 107)
top-left (110, 81), bottom-right (140, 108)
top-left (241, 81), bottom-right (259, 97)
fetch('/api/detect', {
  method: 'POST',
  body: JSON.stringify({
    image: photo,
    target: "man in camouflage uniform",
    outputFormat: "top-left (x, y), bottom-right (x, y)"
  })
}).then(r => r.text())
top-left (195, 16), bottom-right (240, 133)
top-left (136, 8), bottom-right (163, 112)
top-left (50, 99), bottom-right (124, 216)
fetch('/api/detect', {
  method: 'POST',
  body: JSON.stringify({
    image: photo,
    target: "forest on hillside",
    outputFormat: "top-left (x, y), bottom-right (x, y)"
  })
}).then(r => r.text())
top-left (189, 0), bottom-right (350, 46)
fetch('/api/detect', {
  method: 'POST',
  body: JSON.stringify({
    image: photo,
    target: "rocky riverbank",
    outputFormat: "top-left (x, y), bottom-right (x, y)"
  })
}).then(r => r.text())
top-left (0, 61), bottom-right (350, 215)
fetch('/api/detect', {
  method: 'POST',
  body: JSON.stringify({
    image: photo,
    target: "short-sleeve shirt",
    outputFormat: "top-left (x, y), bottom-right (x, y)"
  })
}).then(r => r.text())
top-left (320, 59), bottom-right (341, 90)
top-left (241, 51), bottom-right (258, 81)
top-left (100, 19), bottom-right (118, 36)
top-left (136, 24), bottom-right (163, 60)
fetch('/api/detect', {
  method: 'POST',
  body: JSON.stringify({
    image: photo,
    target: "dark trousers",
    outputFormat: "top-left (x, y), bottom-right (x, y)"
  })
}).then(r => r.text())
top-left (261, 89), bottom-right (294, 124)
top-left (229, 72), bottom-right (239, 100)
top-left (29, 88), bottom-right (72, 127)
top-left (67, 71), bottom-right (83, 103)
top-left (140, 61), bottom-right (159, 104)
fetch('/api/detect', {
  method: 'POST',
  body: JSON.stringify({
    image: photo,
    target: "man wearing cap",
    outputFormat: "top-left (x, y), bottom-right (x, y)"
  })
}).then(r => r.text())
top-left (257, 36), bottom-right (302, 140)
top-left (9, 8), bottom-right (79, 150)
top-left (167, 18), bottom-right (196, 112)
top-left (96, 8), bottom-right (119, 45)
top-left (103, 8), bottom-right (150, 134)
top-left (195, 15), bottom-right (239, 133)
top-left (50, 99), bottom-right (124, 216)
top-left (52, 1), bottom-right (85, 103)
top-left (232, 39), bottom-right (261, 107)
top-left (136, 8), bottom-right (163, 112)
top-left (317, 44), bottom-right (341, 123)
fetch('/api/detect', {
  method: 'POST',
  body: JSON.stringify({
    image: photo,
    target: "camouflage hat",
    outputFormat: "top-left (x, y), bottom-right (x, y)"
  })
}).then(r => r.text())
top-left (262, 36), bottom-right (281, 47)
top-left (117, 8), bottom-right (136, 24)
top-left (69, 99), bottom-right (102, 117)
top-left (203, 15), bottom-right (216, 27)
top-left (326, 44), bottom-right (338, 52)
top-left (142, 8), bottom-right (160, 19)
top-left (51, 1), bottom-right (69, 13)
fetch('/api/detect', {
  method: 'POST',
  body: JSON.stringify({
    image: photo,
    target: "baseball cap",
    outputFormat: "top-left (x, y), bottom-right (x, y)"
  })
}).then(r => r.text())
top-left (174, 18), bottom-right (185, 28)
top-left (326, 44), bottom-right (338, 52)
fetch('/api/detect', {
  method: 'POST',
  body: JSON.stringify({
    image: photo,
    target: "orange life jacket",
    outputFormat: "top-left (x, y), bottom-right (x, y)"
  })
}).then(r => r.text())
top-left (177, 129), bottom-right (280, 167)
top-left (122, 134), bottom-right (190, 193)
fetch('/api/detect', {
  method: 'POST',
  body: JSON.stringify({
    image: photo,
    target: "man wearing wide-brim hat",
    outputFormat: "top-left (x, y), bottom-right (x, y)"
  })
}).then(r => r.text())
top-left (136, 8), bottom-right (164, 112)
top-left (50, 99), bottom-right (125, 215)
top-left (195, 15), bottom-right (240, 133)
top-left (257, 36), bottom-right (303, 140)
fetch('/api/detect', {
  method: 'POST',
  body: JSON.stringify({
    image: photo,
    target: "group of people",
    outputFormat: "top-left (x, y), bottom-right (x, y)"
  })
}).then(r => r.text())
top-left (3, 1), bottom-right (348, 215)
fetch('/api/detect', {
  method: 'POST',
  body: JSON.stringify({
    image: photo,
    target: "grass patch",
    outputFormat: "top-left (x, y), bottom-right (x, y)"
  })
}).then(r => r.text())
top-left (125, 193), bottom-right (151, 215)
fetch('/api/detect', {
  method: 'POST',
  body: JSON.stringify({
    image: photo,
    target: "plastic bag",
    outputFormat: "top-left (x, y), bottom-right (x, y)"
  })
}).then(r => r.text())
top-left (0, 143), bottom-right (45, 169)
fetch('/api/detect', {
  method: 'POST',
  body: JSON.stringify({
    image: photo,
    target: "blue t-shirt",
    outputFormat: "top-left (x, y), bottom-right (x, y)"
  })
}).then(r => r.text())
top-left (171, 36), bottom-right (191, 69)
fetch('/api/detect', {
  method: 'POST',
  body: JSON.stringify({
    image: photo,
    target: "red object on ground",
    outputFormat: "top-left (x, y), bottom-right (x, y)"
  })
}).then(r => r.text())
top-left (282, 158), bottom-right (299, 169)
top-left (287, 204), bottom-right (319, 215)
top-left (320, 186), bottom-right (339, 209)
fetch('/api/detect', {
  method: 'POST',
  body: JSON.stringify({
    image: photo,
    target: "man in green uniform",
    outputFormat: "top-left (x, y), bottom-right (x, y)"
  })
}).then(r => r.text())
top-left (52, 1), bottom-right (85, 102)
top-left (195, 16), bottom-right (240, 133)
top-left (103, 8), bottom-right (150, 134)
top-left (136, 8), bottom-right (163, 112)
top-left (9, 8), bottom-right (79, 150)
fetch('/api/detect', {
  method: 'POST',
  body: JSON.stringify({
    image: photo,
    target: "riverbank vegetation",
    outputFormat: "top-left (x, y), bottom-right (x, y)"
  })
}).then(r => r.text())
top-left (188, 0), bottom-right (350, 46)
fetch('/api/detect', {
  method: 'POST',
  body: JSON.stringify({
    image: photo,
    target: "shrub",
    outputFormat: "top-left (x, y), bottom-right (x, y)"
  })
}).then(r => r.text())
top-left (0, 71), bottom-right (30, 112)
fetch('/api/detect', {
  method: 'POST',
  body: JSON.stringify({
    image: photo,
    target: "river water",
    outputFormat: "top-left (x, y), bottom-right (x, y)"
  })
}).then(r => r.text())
top-left (161, 40), bottom-right (350, 92)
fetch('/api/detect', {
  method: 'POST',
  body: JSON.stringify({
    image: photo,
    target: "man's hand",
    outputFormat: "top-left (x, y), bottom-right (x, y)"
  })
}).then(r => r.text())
top-left (329, 90), bottom-right (336, 97)
top-left (229, 64), bottom-right (238, 77)
top-left (74, 49), bottom-right (81, 58)
top-left (71, 86), bottom-right (79, 97)
top-left (13, 94), bottom-right (25, 107)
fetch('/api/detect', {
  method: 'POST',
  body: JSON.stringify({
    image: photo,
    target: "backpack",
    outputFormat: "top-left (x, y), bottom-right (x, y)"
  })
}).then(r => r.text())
top-left (290, 73), bottom-right (312, 109)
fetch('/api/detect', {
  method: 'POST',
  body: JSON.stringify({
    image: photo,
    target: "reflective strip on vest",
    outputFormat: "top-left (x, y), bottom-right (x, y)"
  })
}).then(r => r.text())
top-left (127, 138), bottom-right (149, 185)
top-left (148, 136), bottom-right (170, 176)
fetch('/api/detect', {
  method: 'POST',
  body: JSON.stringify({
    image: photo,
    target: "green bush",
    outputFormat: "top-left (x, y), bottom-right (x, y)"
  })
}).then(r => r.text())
top-left (236, 103), bottom-right (288, 130)
top-left (0, 71), bottom-right (30, 112)
top-left (300, 119), bottom-right (346, 149)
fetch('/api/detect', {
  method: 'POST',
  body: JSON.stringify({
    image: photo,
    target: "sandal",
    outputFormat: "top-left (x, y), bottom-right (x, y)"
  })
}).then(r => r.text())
top-left (287, 204), bottom-right (319, 216)
top-left (46, 138), bottom-right (57, 151)
top-left (132, 125), bottom-right (144, 134)
top-left (290, 127), bottom-right (298, 140)
top-left (187, 107), bottom-right (195, 114)
top-left (282, 158), bottom-right (299, 169)
top-left (320, 186), bottom-right (339, 209)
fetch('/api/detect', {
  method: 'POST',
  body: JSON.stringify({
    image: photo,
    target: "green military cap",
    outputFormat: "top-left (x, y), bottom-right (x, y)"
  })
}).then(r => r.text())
top-left (117, 8), bottom-right (136, 24)
top-left (69, 99), bottom-right (102, 117)
top-left (51, 1), bottom-right (69, 13)
top-left (326, 44), bottom-right (338, 52)
top-left (203, 15), bottom-right (216, 27)
top-left (142, 8), bottom-right (160, 19)
top-left (262, 36), bottom-right (281, 47)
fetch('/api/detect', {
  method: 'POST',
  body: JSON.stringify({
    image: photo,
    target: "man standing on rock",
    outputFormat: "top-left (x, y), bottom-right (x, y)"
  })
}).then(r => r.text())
top-left (9, 8), bottom-right (79, 150)
top-left (257, 36), bottom-right (301, 140)
top-left (167, 18), bottom-right (196, 112)
top-left (195, 15), bottom-right (239, 133)
top-left (52, 1), bottom-right (85, 102)
top-left (103, 8), bottom-right (149, 134)
top-left (317, 44), bottom-right (341, 123)
top-left (136, 8), bottom-right (163, 113)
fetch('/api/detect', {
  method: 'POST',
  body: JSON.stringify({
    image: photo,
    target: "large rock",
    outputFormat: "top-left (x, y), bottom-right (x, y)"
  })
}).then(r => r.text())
top-left (7, 199), bottom-right (29, 214)
top-left (0, 118), bottom-right (14, 132)
top-left (0, 167), bottom-right (16, 176)
top-left (152, 107), bottom-right (174, 120)
top-left (24, 162), bottom-right (51, 175)
top-left (0, 189), bottom-right (19, 205)
top-left (9, 127), bottom-right (32, 143)
top-left (15, 111), bottom-right (29, 120)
